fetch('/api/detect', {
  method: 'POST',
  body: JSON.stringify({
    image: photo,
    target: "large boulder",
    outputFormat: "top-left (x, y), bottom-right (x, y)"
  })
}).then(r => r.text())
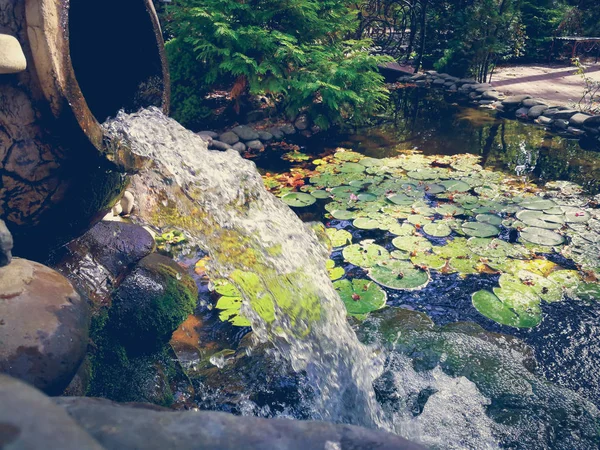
top-left (0, 375), bottom-right (103, 449)
top-left (0, 219), bottom-right (13, 267)
top-left (109, 253), bottom-right (197, 353)
top-left (583, 115), bottom-right (600, 127)
top-left (0, 259), bottom-right (90, 394)
top-left (55, 397), bottom-right (424, 450)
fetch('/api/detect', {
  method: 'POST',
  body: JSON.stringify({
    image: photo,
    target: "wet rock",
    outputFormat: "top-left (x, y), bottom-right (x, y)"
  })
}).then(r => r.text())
top-left (232, 142), bottom-right (247, 153)
top-left (197, 131), bottom-right (219, 139)
top-left (0, 34), bottom-right (27, 74)
top-left (232, 125), bottom-right (259, 141)
top-left (48, 221), bottom-right (155, 306)
top-left (55, 396), bottom-right (424, 450)
top-left (109, 253), bottom-right (197, 353)
top-left (502, 95), bottom-right (531, 106)
top-left (219, 131), bottom-right (240, 145)
top-left (0, 375), bottom-right (103, 449)
top-left (552, 109), bottom-right (579, 120)
top-left (515, 107), bottom-right (530, 119)
top-left (521, 98), bottom-right (547, 107)
top-left (527, 105), bottom-right (548, 119)
top-left (583, 115), bottom-right (600, 127)
top-left (267, 127), bottom-right (285, 139)
top-left (569, 113), bottom-right (592, 126)
top-left (120, 191), bottom-right (135, 215)
top-left (0, 219), bottom-right (13, 267)
top-left (246, 140), bottom-right (265, 151)
top-left (0, 259), bottom-right (90, 394)
top-left (257, 130), bottom-right (274, 141)
top-left (280, 123), bottom-right (296, 135)
top-left (537, 116), bottom-right (554, 126)
top-left (211, 140), bottom-right (233, 151)
top-left (294, 115), bottom-right (310, 131)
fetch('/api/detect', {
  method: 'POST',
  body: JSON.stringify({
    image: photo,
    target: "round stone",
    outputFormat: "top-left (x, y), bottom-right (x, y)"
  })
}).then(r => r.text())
top-left (0, 34), bottom-right (27, 74)
top-left (0, 259), bottom-right (90, 394)
top-left (219, 131), bottom-right (240, 145)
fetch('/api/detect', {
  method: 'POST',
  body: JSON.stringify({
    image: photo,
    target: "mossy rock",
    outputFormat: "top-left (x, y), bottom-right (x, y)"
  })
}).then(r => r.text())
top-left (109, 253), bottom-right (198, 353)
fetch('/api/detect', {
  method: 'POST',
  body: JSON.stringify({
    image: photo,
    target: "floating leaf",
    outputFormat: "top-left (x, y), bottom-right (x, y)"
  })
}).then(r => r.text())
top-left (519, 198), bottom-right (557, 211)
top-left (330, 209), bottom-right (356, 220)
top-left (461, 222), bottom-right (500, 238)
top-left (392, 235), bottom-right (433, 253)
top-left (339, 162), bottom-right (366, 173)
top-left (388, 222), bottom-right (415, 236)
top-left (436, 204), bottom-right (465, 216)
top-left (516, 210), bottom-right (563, 230)
top-left (326, 228), bottom-right (352, 247)
top-left (326, 259), bottom-right (345, 281)
top-left (311, 190), bottom-right (330, 199)
top-left (281, 192), bottom-right (317, 207)
top-left (423, 221), bottom-right (452, 237)
top-left (519, 227), bottom-right (564, 246)
top-left (561, 206), bottom-right (591, 223)
top-left (369, 260), bottom-right (430, 290)
top-left (343, 241), bottom-right (390, 268)
top-left (440, 179), bottom-right (471, 192)
top-left (472, 290), bottom-right (541, 328)
top-left (334, 279), bottom-right (387, 315)
top-left (476, 214), bottom-right (503, 226)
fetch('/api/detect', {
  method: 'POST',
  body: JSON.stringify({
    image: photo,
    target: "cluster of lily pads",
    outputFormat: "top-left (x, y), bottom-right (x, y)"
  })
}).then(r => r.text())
top-left (269, 149), bottom-right (600, 328)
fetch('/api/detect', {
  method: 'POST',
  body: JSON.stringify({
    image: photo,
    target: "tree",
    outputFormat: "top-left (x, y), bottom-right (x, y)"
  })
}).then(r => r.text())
top-left (164, 0), bottom-right (391, 129)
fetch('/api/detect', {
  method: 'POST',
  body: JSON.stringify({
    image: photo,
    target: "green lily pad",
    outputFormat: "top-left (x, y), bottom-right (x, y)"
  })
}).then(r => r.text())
top-left (281, 192), bottom-right (317, 207)
top-left (311, 189), bottom-right (331, 199)
top-left (440, 179), bottom-right (471, 192)
top-left (561, 206), bottom-right (591, 223)
top-left (461, 222), bottom-right (500, 238)
top-left (515, 270), bottom-right (562, 303)
top-left (358, 157), bottom-right (384, 167)
top-left (357, 193), bottom-right (378, 202)
top-left (334, 279), bottom-right (387, 315)
top-left (423, 221), bottom-right (452, 237)
top-left (387, 193), bottom-right (416, 206)
top-left (516, 210), bottom-right (564, 230)
top-left (392, 235), bottom-right (433, 253)
top-left (472, 289), bottom-right (541, 328)
top-left (339, 162), bottom-right (366, 173)
top-left (388, 222), bottom-right (415, 236)
top-left (326, 228), bottom-right (352, 247)
top-left (330, 185), bottom-right (360, 199)
top-left (476, 214), bottom-right (503, 226)
top-left (519, 227), bottom-right (564, 246)
top-left (436, 204), bottom-right (465, 216)
top-left (343, 241), bottom-right (390, 268)
top-left (368, 260), bottom-right (430, 290)
top-left (410, 252), bottom-right (447, 270)
top-left (407, 214), bottom-right (433, 226)
top-left (519, 198), bottom-right (557, 211)
top-left (326, 259), bottom-right (345, 281)
top-left (330, 209), bottom-right (356, 220)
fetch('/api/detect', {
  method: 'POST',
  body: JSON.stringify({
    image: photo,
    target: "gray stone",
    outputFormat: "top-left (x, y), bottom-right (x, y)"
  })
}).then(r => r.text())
top-left (479, 100), bottom-right (495, 105)
top-left (211, 140), bottom-right (233, 151)
top-left (197, 130), bottom-right (219, 139)
top-left (553, 119), bottom-right (570, 130)
top-left (120, 191), bottom-right (135, 216)
top-left (294, 115), bottom-right (310, 131)
top-left (425, 70), bottom-right (438, 76)
top-left (552, 109), bottom-right (579, 120)
top-left (257, 130), bottom-right (274, 141)
top-left (537, 116), bottom-right (554, 126)
top-left (569, 113), bottom-right (592, 126)
top-left (468, 91), bottom-right (480, 100)
top-left (495, 104), bottom-right (505, 113)
top-left (219, 131), bottom-right (240, 145)
top-left (433, 78), bottom-right (446, 86)
top-left (232, 125), bottom-right (260, 141)
top-left (0, 34), bottom-right (27, 74)
top-left (267, 127), bottom-right (285, 139)
top-left (475, 84), bottom-right (493, 94)
top-left (482, 90), bottom-right (503, 101)
top-left (502, 95), bottom-right (532, 106)
top-left (0, 219), bottom-right (13, 267)
top-left (527, 105), bottom-right (549, 119)
top-left (415, 79), bottom-right (428, 87)
top-left (542, 108), bottom-right (561, 118)
top-left (448, 84), bottom-right (458, 92)
top-left (55, 396), bottom-right (424, 450)
top-left (0, 259), bottom-right (89, 395)
top-left (410, 73), bottom-right (427, 81)
top-left (0, 375), bottom-right (104, 449)
top-left (567, 127), bottom-right (586, 136)
top-left (246, 109), bottom-right (267, 123)
top-left (522, 98), bottom-right (547, 107)
top-left (515, 107), bottom-right (530, 119)
top-left (583, 115), bottom-right (600, 126)
top-left (280, 123), bottom-right (297, 135)
top-left (246, 140), bottom-right (265, 151)
top-left (197, 134), bottom-right (213, 145)
top-left (232, 142), bottom-right (247, 153)
top-left (443, 81), bottom-right (455, 88)
top-left (583, 126), bottom-right (599, 136)
top-left (458, 78), bottom-right (477, 85)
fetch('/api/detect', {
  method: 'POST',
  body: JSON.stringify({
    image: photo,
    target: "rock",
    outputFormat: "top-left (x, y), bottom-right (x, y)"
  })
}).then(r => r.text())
top-left (583, 115), bottom-right (600, 126)
top-left (542, 108), bottom-right (561, 118)
top-left (448, 84), bottom-right (458, 92)
top-left (475, 84), bottom-right (493, 94)
top-left (521, 98), bottom-right (547, 107)
top-left (502, 95), bottom-right (532, 106)
top-left (468, 91), bottom-right (480, 100)
top-left (245, 110), bottom-right (268, 123)
top-left (537, 116), bottom-right (554, 126)
top-left (232, 142), bottom-right (247, 153)
top-left (415, 79), bottom-right (428, 87)
top-left (567, 127), bottom-right (586, 136)
top-left (120, 191), bottom-right (135, 215)
top-left (495, 104), bottom-right (505, 112)
top-left (569, 113), bottom-right (592, 126)
top-left (294, 115), bottom-right (310, 131)
top-left (231, 125), bottom-right (259, 141)
top-left (458, 78), bottom-right (477, 84)
top-left (197, 134), bottom-right (213, 145)
top-left (47, 221), bottom-right (156, 306)
top-left (55, 396), bottom-right (424, 450)
top-left (110, 253), bottom-right (197, 352)
top-left (311, 125), bottom-right (322, 134)
top-left (433, 78), bottom-right (446, 86)
top-left (211, 140), bottom-right (233, 151)
top-left (479, 100), bottom-right (495, 105)
top-left (257, 130), bottom-right (274, 141)
top-left (482, 90), bottom-right (503, 101)
top-left (246, 140), bottom-right (265, 151)
top-left (0, 34), bottom-right (27, 74)
top-left (63, 357), bottom-right (92, 396)
top-left (219, 131), bottom-right (240, 145)
top-left (553, 119), bottom-right (570, 130)
top-left (443, 81), bottom-right (455, 88)
top-left (583, 126), bottom-right (599, 136)
top-left (0, 375), bottom-right (104, 449)
top-left (0, 259), bottom-right (90, 394)
top-left (552, 109), bottom-right (579, 120)
top-left (197, 131), bottom-right (219, 139)
top-left (0, 219), bottom-right (13, 267)
top-left (280, 123), bottom-right (296, 135)
top-left (112, 203), bottom-right (123, 216)
top-left (515, 107), bottom-right (530, 119)
top-left (410, 73), bottom-right (427, 81)
top-left (425, 70), bottom-right (438, 76)
top-left (527, 105), bottom-right (548, 119)
top-left (267, 127), bottom-right (285, 139)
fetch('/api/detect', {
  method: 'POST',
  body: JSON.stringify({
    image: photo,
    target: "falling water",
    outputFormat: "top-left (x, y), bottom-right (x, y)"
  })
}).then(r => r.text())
top-left (103, 107), bottom-right (387, 428)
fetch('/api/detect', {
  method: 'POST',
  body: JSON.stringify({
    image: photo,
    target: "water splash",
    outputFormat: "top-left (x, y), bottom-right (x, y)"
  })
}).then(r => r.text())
top-left (103, 107), bottom-right (386, 428)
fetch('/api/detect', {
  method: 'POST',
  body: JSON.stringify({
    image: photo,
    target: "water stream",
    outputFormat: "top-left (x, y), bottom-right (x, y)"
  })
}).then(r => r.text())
top-left (102, 107), bottom-right (386, 428)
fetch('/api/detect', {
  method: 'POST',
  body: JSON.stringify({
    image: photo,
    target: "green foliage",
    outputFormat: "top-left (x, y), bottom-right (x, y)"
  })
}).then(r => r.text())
top-left (164, 0), bottom-right (391, 129)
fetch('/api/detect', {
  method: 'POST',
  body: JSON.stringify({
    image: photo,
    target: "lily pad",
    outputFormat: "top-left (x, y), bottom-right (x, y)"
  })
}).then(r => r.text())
top-left (461, 222), bottom-right (500, 238)
top-left (423, 221), bottom-right (452, 238)
top-left (311, 189), bottom-right (331, 199)
top-left (472, 290), bottom-right (541, 328)
top-left (369, 260), bottom-right (430, 290)
top-left (519, 198), bottom-right (557, 211)
top-left (519, 227), bottom-right (564, 246)
top-left (330, 209), bottom-right (356, 220)
top-left (476, 214), bottom-right (503, 226)
top-left (516, 210), bottom-right (564, 230)
top-left (392, 235), bottom-right (433, 253)
top-left (440, 179), bottom-right (471, 192)
top-left (334, 279), bottom-right (387, 315)
top-left (326, 259), bottom-right (345, 281)
top-left (281, 192), bottom-right (317, 207)
top-left (343, 241), bottom-right (390, 268)
top-left (326, 228), bottom-right (352, 247)
top-left (339, 162), bottom-right (366, 173)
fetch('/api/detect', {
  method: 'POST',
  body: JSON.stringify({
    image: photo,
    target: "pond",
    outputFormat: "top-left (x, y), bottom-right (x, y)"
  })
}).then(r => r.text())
top-left (167, 88), bottom-right (600, 448)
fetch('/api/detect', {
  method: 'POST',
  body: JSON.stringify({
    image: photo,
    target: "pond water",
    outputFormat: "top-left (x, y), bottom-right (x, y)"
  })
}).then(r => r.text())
top-left (127, 90), bottom-right (600, 449)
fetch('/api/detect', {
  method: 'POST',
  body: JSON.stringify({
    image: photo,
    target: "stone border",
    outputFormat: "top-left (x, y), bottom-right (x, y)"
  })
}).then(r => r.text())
top-left (397, 71), bottom-right (600, 146)
top-left (196, 114), bottom-right (316, 153)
